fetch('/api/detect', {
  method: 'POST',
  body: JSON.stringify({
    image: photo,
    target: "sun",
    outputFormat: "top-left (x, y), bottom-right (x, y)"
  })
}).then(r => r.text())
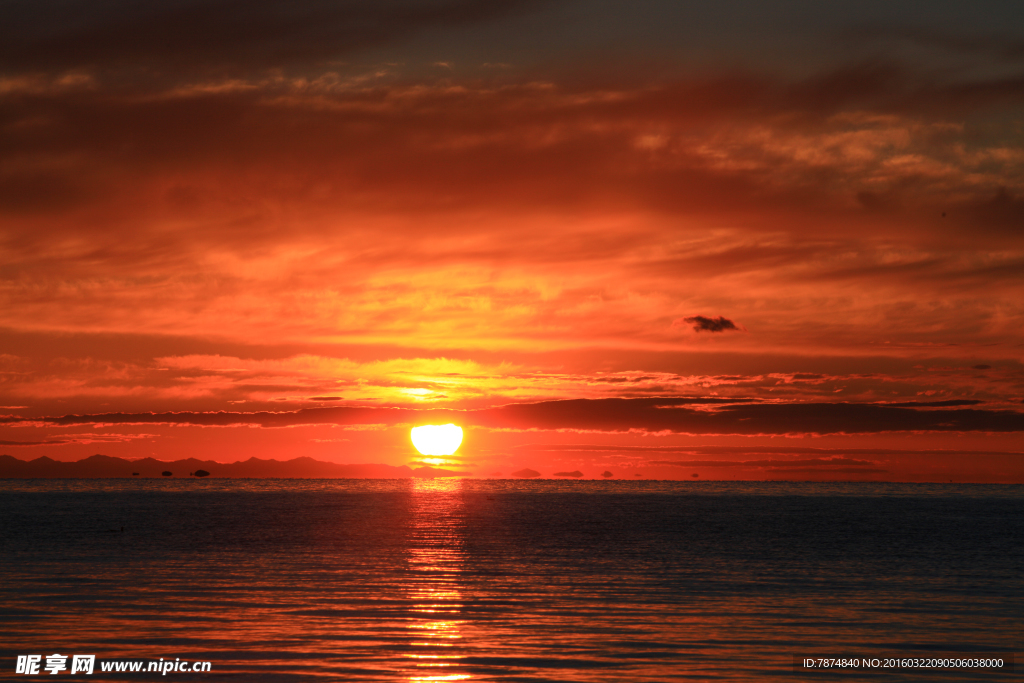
top-left (410, 424), bottom-right (464, 456)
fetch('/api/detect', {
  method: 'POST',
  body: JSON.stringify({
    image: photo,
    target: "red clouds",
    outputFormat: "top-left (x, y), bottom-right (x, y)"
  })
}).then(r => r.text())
top-left (2, 70), bottom-right (1021, 357)
top-left (1, 2), bottom-right (1022, 478)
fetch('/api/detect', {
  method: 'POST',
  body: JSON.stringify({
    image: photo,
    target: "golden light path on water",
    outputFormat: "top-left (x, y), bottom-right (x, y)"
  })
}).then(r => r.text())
top-left (402, 478), bottom-right (472, 682)
top-left (2, 480), bottom-right (1021, 681)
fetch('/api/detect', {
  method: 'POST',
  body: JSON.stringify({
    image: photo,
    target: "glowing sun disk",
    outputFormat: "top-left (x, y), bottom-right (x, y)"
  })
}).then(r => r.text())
top-left (411, 424), bottom-right (464, 456)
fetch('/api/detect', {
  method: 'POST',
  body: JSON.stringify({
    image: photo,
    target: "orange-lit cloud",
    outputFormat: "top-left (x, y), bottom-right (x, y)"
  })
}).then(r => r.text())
top-left (2, 73), bottom-right (1022, 359)
top-left (1, 1), bottom-right (1022, 479)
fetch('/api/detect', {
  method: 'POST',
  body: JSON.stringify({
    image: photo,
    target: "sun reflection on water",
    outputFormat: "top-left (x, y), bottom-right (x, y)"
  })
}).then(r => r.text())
top-left (402, 478), bottom-right (470, 682)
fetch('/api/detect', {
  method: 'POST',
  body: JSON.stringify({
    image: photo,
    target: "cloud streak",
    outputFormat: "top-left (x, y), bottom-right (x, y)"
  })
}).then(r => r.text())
top-left (1, 0), bottom-right (553, 74)
top-left (6, 398), bottom-right (1023, 435)
top-left (650, 457), bottom-right (884, 471)
top-left (514, 444), bottom-right (1024, 457)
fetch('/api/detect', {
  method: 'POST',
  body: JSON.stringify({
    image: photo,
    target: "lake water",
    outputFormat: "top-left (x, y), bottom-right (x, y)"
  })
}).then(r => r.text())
top-left (1, 479), bottom-right (1021, 681)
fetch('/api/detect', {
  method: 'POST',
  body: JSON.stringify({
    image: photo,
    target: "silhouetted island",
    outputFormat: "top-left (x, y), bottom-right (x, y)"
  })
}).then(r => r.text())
top-left (511, 468), bottom-right (541, 478)
top-left (553, 470), bottom-right (584, 478)
top-left (0, 454), bottom-right (468, 478)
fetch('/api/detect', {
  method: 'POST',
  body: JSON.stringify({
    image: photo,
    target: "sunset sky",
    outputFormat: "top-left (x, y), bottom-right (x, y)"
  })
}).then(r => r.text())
top-left (1, 0), bottom-right (1022, 481)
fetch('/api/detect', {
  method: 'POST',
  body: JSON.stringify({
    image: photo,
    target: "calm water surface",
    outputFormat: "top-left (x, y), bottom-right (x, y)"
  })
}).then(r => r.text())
top-left (0, 479), bottom-right (1021, 681)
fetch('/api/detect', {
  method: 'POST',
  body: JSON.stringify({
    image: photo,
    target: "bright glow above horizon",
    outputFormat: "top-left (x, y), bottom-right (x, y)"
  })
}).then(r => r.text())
top-left (1, 1), bottom-right (1023, 484)
top-left (410, 424), bottom-right (464, 456)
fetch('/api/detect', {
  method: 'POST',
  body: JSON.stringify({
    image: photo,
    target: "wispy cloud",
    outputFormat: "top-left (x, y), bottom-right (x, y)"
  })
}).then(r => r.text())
top-left (650, 456), bottom-right (883, 471)
top-left (0, 432), bottom-right (155, 446)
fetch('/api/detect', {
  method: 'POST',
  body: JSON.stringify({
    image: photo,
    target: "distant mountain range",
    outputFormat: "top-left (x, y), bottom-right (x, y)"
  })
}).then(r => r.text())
top-left (0, 454), bottom-right (467, 478)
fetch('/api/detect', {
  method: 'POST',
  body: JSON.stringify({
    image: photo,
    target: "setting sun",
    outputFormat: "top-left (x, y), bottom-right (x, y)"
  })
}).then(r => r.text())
top-left (410, 424), bottom-right (464, 456)
top-left (2, 3), bottom-right (1023, 683)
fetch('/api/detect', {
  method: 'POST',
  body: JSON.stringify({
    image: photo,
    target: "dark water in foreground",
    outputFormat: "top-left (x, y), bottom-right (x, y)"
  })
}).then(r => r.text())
top-left (0, 480), bottom-right (1021, 681)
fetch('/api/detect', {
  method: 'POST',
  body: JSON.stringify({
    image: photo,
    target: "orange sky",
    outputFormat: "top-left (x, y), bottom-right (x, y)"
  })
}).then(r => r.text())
top-left (1, 0), bottom-right (1022, 481)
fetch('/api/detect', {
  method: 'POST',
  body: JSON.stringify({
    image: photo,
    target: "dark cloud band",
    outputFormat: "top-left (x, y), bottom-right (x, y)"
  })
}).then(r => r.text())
top-left (6, 397), bottom-right (1023, 435)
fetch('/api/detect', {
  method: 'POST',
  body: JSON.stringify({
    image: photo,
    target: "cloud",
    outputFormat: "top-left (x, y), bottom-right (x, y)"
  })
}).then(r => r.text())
top-left (0, 433), bottom-right (154, 446)
top-left (650, 456), bottom-right (882, 471)
top-left (3, 66), bottom-right (1022, 225)
top-left (0, 440), bottom-right (59, 446)
top-left (0, 0), bottom-right (553, 75)
top-left (1, 64), bottom-right (1022, 367)
top-left (1, 5), bottom-right (1023, 443)
top-left (883, 399), bottom-right (984, 407)
top-left (677, 315), bottom-right (739, 333)
top-left (516, 443), bottom-right (1024, 458)
top-left (475, 398), bottom-right (1024, 434)
top-left (5, 397), bottom-right (1023, 435)
top-left (848, 25), bottom-right (1024, 63)
top-left (2, 336), bottom-right (1019, 421)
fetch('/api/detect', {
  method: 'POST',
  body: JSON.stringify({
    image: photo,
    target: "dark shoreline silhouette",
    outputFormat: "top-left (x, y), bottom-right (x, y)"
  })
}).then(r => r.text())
top-left (0, 454), bottom-right (467, 479)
